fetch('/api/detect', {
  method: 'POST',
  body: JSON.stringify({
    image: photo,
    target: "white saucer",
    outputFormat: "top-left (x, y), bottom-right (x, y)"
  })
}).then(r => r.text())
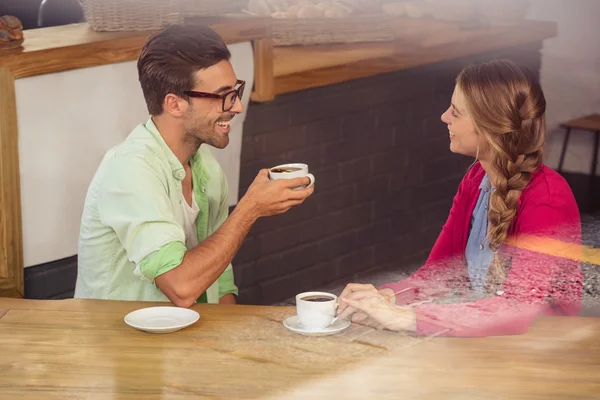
top-left (124, 306), bottom-right (200, 334)
top-left (283, 315), bottom-right (351, 337)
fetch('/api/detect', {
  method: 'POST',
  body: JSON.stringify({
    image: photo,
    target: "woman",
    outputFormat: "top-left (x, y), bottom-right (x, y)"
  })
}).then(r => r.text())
top-left (337, 59), bottom-right (583, 337)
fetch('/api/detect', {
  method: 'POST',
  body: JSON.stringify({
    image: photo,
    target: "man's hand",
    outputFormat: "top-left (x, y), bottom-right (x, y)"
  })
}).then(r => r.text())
top-left (238, 169), bottom-right (314, 219)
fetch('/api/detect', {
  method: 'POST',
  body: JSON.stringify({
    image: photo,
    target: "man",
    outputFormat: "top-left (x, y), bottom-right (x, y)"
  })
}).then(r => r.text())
top-left (75, 24), bottom-right (314, 307)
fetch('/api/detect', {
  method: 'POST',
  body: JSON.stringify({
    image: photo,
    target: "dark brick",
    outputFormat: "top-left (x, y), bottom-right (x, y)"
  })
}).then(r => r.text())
top-left (363, 125), bottom-right (395, 153)
top-left (234, 236), bottom-right (260, 264)
top-left (418, 200), bottom-right (452, 230)
top-left (323, 203), bottom-right (371, 236)
top-left (24, 256), bottom-right (77, 299)
top-left (244, 102), bottom-right (292, 134)
top-left (311, 165), bottom-right (341, 190)
top-left (422, 113), bottom-right (447, 141)
top-left (373, 239), bottom-right (399, 265)
top-left (373, 234), bottom-right (421, 266)
top-left (240, 135), bottom-right (257, 163)
top-left (305, 119), bottom-right (343, 146)
top-left (371, 150), bottom-right (406, 175)
top-left (432, 64), bottom-right (461, 93)
top-left (339, 158), bottom-right (372, 185)
top-left (250, 197), bottom-right (319, 235)
top-left (314, 184), bottom-right (355, 215)
top-left (422, 154), bottom-right (471, 183)
top-left (342, 109), bottom-right (377, 138)
top-left (389, 164), bottom-right (423, 191)
top-left (406, 135), bottom-right (448, 168)
top-left (318, 230), bottom-right (358, 260)
top-left (233, 261), bottom-right (260, 287)
top-left (258, 241), bottom-right (321, 281)
top-left (254, 253), bottom-right (282, 281)
top-left (237, 284), bottom-right (262, 305)
top-left (420, 225), bottom-right (443, 251)
top-left (376, 101), bottom-right (415, 128)
top-left (322, 139), bottom-right (362, 164)
top-left (284, 144), bottom-right (324, 170)
top-left (335, 247), bottom-right (374, 277)
top-left (288, 91), bottom-right (360, 125)
top-left (357, 220), bottom-right (393, 247)
top-left (255, 126), bottom-right (306, 159)
top-left (390, 211), bottom-right (422, 237)
top-left (433, 91), bottom-right (453, 116)
top-left (371, 193), bottom-right (410, 221)
top-left (394, 117), bottom-right (426, 150)
top-left (408, 177), bottom-right (461, 208)
top-left (399, 69), bottom-right (436, 101)
top-left (259, 204), bottom-right (371, 254)
top-left (355, 175), bottom-right (391, 204)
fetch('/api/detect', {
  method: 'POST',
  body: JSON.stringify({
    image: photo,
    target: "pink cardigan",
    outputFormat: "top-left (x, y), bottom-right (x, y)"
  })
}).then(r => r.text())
top-left (381, 163), bottom-right (583, 337)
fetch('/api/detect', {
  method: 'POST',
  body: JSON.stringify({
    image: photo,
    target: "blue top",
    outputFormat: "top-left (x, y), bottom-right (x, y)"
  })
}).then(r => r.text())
top-left (465, 174), bottom-right (495, 294)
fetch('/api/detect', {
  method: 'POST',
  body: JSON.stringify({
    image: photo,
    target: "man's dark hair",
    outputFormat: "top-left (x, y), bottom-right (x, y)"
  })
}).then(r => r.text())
top-left (137, 24), bottom-right (231, 115)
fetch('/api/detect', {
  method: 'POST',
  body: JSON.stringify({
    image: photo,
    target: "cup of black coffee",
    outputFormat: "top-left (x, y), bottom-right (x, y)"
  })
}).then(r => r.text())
top-left (269, 163), bottom-right (315, 190)
top-left (296, 291), bottom-right (337, 330)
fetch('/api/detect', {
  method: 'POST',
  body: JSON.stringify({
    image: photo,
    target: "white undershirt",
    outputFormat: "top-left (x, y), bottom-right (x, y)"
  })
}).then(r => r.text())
top-left (180, 192), bottom-right (219, 303)
top-left (181, 192), bottom-right (200, 250)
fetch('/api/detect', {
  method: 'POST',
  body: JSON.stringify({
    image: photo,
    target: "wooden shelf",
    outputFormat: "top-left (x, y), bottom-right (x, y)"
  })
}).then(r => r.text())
top-left (271, 18), bottom-right (557, 96)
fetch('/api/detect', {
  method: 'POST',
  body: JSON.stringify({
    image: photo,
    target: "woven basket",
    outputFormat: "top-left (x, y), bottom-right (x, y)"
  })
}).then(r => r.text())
top-left (79, 0), bottom-right (181, 31)
top-left (272, 14), bottom-right (395, 46)
top-left (79, 0), bottom-right (244, 32)
top-left (180, 0), bottom-right (245, 17)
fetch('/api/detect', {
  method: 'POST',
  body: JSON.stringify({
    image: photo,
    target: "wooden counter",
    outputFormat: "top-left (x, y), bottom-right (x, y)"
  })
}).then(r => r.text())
top-left (273, 17), bottom-right (557, 95)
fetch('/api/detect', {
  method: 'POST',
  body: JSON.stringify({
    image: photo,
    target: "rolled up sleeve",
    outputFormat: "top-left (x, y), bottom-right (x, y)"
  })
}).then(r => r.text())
top-left (97, 154), bottom-right (186, 283)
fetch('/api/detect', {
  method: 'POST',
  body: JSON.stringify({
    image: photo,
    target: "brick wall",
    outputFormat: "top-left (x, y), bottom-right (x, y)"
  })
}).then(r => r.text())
top-left (232, 43), bottom-right (543, 305)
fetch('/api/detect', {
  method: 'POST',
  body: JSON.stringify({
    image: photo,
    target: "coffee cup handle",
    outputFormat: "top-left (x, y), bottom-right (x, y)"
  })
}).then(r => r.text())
top-left (305, 173), bottom-right (315, 189)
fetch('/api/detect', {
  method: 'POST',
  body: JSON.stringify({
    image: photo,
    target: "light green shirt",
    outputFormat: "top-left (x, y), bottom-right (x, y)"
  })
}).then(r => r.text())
top-left (75, 118), bottom-right (238, 303)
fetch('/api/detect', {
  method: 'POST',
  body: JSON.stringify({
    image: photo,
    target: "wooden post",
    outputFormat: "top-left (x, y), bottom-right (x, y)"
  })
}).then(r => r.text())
top-left (0, 67), bottom-right (24, 298)
top-left (250, 34), bottom-right (275, 102)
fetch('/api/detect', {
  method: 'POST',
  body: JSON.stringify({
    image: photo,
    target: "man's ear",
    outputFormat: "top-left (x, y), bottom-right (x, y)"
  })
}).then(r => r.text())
top-left (164, 93), bottom-right (187, 117)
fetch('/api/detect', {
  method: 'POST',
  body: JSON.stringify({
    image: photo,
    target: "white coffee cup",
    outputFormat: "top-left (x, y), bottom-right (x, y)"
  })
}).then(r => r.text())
top-left (296, 291), bottom-right (337, 330)
top-left (268, 163), bottom-right (315, 190)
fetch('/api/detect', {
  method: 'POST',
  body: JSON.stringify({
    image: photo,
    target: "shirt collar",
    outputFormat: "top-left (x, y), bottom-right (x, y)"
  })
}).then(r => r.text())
top-left (479, 174), bottom-right (492, 193)
top-left (144, 117), bottom-right (201, 181)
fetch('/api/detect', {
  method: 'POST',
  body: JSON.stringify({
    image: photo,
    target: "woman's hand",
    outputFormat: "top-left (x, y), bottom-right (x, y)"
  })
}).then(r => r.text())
top-left (337, 283), bottom-right (416, 332)
top-left (337, 283), bottom-right (395, 317)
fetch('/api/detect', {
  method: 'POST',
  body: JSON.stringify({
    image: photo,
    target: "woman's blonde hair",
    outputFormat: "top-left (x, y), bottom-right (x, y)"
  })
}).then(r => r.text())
top-left (457, 59), bottom-right (546, 292)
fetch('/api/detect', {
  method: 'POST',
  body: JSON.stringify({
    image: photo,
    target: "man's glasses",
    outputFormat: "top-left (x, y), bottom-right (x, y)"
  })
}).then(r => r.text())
top-left (183, 80), bottom-right (246, 112)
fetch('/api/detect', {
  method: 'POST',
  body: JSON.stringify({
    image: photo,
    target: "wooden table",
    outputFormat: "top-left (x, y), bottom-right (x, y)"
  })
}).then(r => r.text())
top-left (1, 299), bottom-right (600, 399)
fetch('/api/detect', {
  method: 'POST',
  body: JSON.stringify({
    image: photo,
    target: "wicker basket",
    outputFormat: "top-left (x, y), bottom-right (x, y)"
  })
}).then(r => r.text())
top-left (180, 0), bottom-right (245, 17)
top-left (272, 14), bottom-right (395, 46)
top-left (79, 0), bottom-right (181, 31)
top-left (79, 0), bottom-right (245, 32)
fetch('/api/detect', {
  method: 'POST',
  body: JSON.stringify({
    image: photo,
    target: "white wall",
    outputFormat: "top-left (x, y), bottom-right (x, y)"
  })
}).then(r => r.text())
top-left (16, 42), bottom-right (254, 268)
top-left (528, 0), bottom-right (600, 174)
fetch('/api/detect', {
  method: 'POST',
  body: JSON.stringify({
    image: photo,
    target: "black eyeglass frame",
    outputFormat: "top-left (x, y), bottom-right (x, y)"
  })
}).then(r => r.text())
top-left (183, 80), bottom-right (246, 112)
